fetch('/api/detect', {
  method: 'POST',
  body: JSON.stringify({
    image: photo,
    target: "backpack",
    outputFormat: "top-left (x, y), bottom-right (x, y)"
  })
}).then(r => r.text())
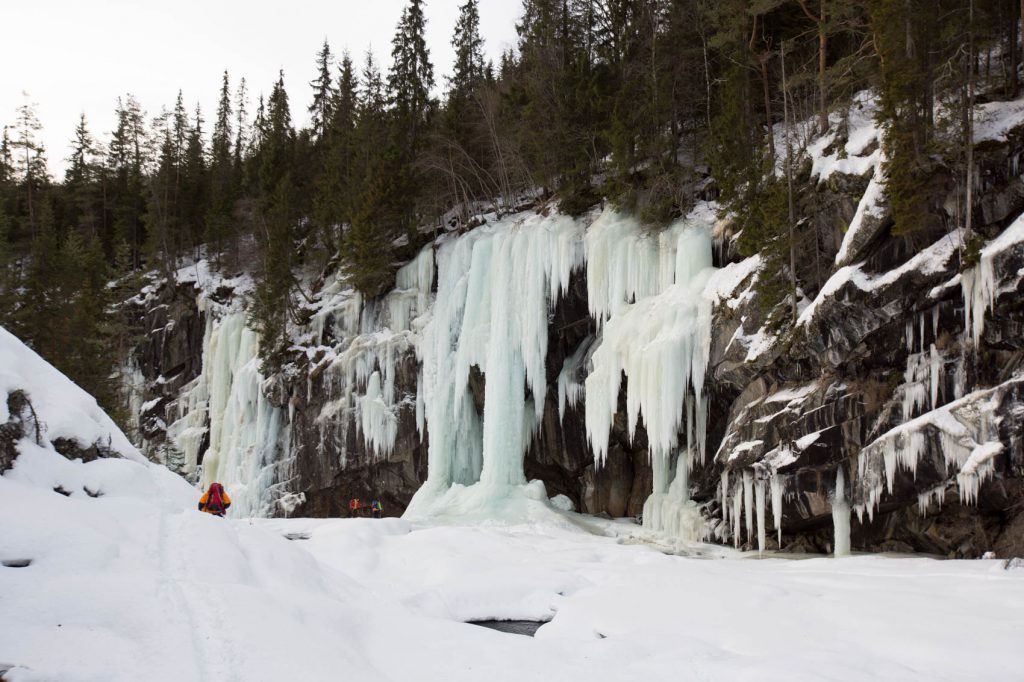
top-left (207, 484), bottom-right (225, 513)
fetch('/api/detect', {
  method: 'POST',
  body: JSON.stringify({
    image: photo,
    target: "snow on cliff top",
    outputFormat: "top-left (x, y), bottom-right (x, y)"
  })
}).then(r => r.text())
top-left (975, 96), bottom-right (1024, 143)
top-left (0, 326), bottom-right (140, 460)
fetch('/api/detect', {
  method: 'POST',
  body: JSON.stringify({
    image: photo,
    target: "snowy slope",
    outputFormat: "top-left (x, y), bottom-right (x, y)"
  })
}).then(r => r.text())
top-left (0, 326), bottom-right (139, 459)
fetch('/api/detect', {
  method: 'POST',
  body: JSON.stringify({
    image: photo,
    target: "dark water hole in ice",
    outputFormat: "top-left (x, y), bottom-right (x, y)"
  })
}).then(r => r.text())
top-left (468, 620), bottom-right (547, 637)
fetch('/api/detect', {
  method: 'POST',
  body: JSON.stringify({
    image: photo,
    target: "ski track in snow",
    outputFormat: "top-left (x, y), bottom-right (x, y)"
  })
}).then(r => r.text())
top-left (166, 513), bottom-right (244, 682)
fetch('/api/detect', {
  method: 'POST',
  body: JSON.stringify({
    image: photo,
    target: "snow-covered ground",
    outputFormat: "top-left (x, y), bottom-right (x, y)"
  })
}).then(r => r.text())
top-left (3, 323), bottom-right (1024, 681)
top-left (3, 441), bottom-right (1023, 682)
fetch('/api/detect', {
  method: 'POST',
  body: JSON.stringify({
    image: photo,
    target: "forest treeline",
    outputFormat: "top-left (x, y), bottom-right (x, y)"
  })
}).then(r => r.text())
top-left (0, 0), bottom-right (1021, 414)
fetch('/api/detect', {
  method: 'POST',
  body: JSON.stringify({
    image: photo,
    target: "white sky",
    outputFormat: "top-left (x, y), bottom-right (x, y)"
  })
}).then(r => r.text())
top-left (0, 0), bottom-right (522, 177)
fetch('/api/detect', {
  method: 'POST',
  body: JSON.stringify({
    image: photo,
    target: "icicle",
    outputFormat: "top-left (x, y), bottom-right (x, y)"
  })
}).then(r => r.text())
top-left (755, 476), bottom-right (767, 554)
top-left (732, 484), bottom-right (743, 549)
top-left (929, 344), bottom-right (941, 410)
top-left (832, 468), bottom-right (851, 557)
top-left (584, 206), bottom-right (716, 478)
top-left (917, 486), bottom-right (945, 517)
top-left (770, 473), bottom-right (784, 547)
top-left (743, 470), bottom-right (754, 545)
top-left (720, 470), bottom-right (730, 531)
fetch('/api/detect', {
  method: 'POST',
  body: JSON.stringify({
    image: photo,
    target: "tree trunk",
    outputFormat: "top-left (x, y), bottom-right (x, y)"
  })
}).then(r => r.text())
top-left (760, 54), bottom-right (775, 163)
top-left (781, 43), bottom-right (798, 324)
top-left (966, 0), bottom-right (975, 238)
top-left (818, 0), bottom-right (828, 133)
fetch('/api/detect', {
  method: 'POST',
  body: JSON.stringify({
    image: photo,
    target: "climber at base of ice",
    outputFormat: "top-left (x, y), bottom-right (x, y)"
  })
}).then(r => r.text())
top-left (348, 498), bottom-right (361, 518)
top-left (198, 482), bottom-right (231, 517)
top-left (371, 499), bottom-right (383, 519)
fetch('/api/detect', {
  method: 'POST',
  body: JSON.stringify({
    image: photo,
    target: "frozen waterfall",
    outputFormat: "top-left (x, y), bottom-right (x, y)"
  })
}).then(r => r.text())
top-left (404, 211), bottom-right (585, 517)
top-left (585, 204), bottom-right (718, 541)
top-left (166, 309), bottom-right (288, 518)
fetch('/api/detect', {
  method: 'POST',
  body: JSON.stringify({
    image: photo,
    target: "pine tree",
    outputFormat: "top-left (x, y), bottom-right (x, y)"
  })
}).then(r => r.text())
top-left (314, 51), bottom-right (359, 251)
top-left (207, 71), bottom-right (235, 264)
top-left (257, 72), bottom-right (294, 196)
top-left (106, 95), bottom-right (148, 267)
top-left (11, 95), bottom-right (49, 238)
top-left (309, 39), bottom-right (335, 141)
top-left (248, 72), bottom-right (297, 368)
top-left (0, 127), bottom-right (13, 187)
top-left (388, 0), bottom-right (435, 147)
top-left (182, 103), bottom-right (207, 249)
top-left (65, 113), bottom-right (102, 235)
top-left (449, 0), bottom-right (485, 98)
top-left (234, 77), bottom-right (249, 171)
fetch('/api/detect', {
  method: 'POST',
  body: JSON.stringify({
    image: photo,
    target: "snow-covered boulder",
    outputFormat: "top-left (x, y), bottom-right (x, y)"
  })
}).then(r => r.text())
top-left (0, 326), bottom-right (142, 470)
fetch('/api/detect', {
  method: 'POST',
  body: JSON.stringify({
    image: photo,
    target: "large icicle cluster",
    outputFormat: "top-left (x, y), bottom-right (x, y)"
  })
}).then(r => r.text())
top-left (311, 248), bottom-right (434, 463)
top-left (961, 213), bottom-right (1024, 346)
top-left (851, 384), bottom-right (1006, 524)
top-left (406, 211), bottom-right (585, 517)
top-left (582, 204), bottom-right (719, 541)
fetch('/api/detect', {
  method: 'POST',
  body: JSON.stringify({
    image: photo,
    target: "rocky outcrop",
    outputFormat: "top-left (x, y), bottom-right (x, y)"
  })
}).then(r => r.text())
top-left (690, 117), bottom-right (1024, 557)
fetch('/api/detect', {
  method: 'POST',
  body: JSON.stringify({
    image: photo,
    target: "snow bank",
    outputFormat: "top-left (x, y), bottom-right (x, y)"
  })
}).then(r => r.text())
top-left (809, 91), bottom-right (882, 182)
top-left (0, 326), bottom-right (139, 460)
top-left (974, 96), bottom-right (1024, 143)
top-left (800, 230), bottom-right (962, 327)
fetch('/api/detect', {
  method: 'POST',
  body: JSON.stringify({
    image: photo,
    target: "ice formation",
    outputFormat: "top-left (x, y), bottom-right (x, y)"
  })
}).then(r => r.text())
top-left (405, 211), bottom-right (585, 516)
top-left (582, 204), bottom-right (720, 541)
top-left (313, 247), bottom-right (435, 464)
top-left (584, 206), bottom-right (716, 465)
top-left (853, 382), bottom-right (1008, 522)
top-left (832, 468), bottom-right (851, 557)
top-left (754, 476), bottom-right (767, 554)
top-left (961, 213), bottom-right (1024, 346)
top-left (166, 310), bottom-right (288, 517)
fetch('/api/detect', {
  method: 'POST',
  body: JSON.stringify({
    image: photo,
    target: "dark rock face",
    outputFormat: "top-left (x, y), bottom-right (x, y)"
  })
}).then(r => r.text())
top-left (0, 391), bottom-right (37, 473)
top-left (127, 279), bottom-right (207, 458)
top-left (286, 350), bottom-right (428, 518)
top-left (690, 123), bottom-right (1024, 558)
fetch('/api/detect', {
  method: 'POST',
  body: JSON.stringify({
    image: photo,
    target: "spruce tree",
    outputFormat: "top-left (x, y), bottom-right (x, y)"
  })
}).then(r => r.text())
top-left (449, 0), bottom-right (485, 98)
top-left (106, 95), bottom-right (148, 267)
top-left (314, 51), bottom-right (359, 251)
top-left (65, 113), bottom-right (102, 235)
top-left (207, 71), bottom-right (235, 264)
top-left (234, 77), bottom-right (249, 171)
top-left (309, 39), bottom-right (335, 141)
top-left (182, 104), bottom-right (207, 250)
top-left (388, 0), bottom-right (435, 147)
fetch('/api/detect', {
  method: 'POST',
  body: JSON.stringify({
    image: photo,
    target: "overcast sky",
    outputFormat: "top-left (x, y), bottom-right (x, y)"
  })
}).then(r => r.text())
top-left (0, 0), bottom-right (522, 177)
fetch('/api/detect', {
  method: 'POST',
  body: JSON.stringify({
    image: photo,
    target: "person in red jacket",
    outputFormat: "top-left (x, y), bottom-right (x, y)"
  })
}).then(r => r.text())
top-left (199, 482), bottom-right (231, 517)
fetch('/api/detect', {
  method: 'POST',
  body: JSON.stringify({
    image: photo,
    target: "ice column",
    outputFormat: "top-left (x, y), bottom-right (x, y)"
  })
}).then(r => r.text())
top-left (832, 468), bottom-right (851, 557)
top-left (407, 213), bottom-right (585, 515)
top-left (584, 205), bottom-right (718, 541)
top-left (168, 311), bottom-right (287, 518)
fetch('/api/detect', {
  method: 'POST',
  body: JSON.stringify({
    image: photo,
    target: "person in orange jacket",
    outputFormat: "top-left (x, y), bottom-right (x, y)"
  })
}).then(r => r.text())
top-left (199, 482), bottom-right (231, 517)
top-left (348, 498), bottom-right (361, 518)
